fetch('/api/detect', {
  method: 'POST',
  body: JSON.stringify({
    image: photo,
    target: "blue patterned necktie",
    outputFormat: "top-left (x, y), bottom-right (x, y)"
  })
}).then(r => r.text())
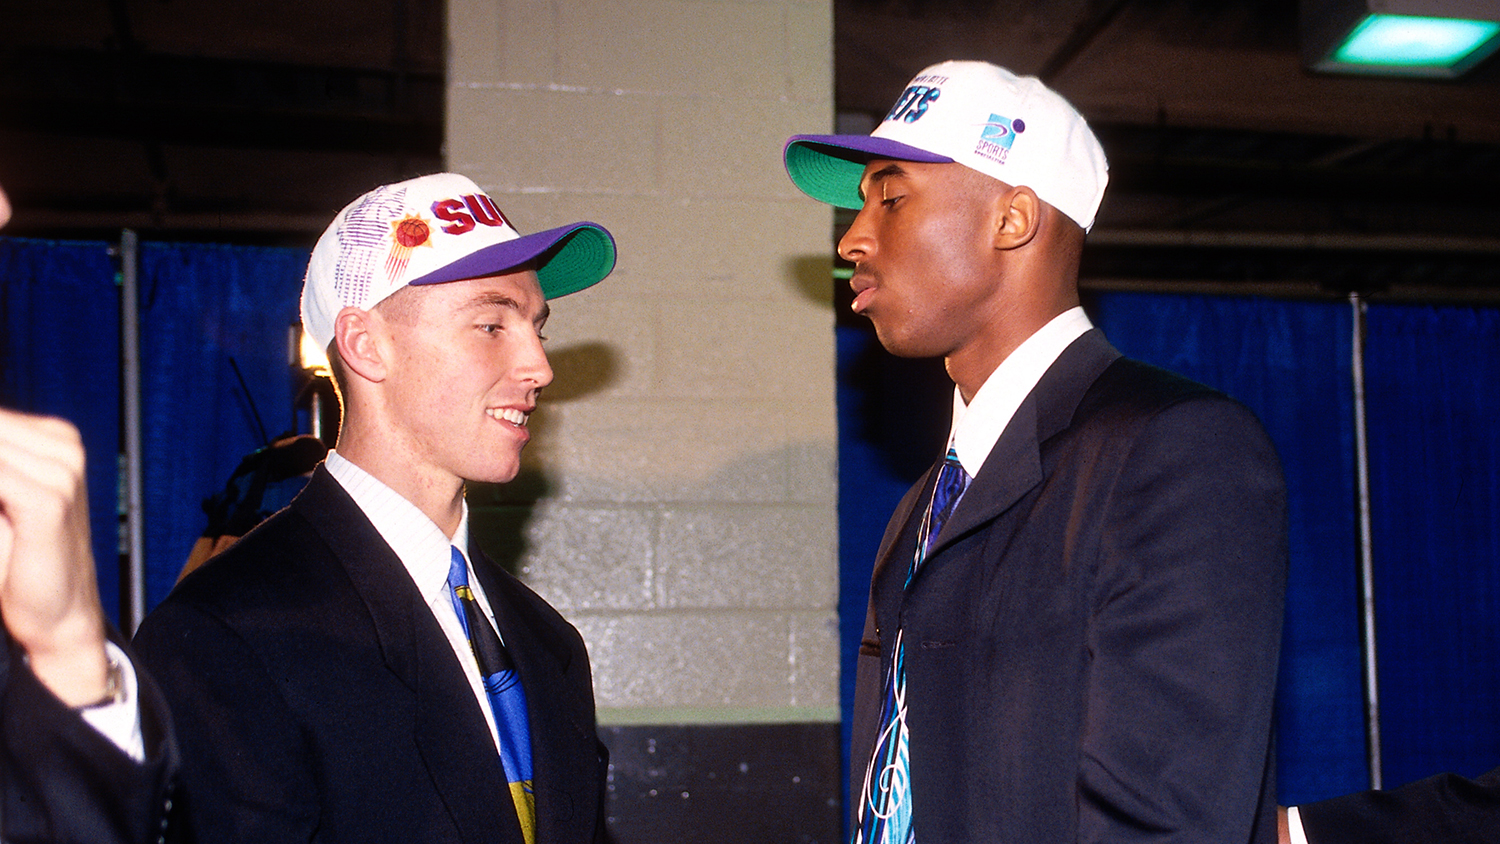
top-left (856, 448), bottom-right (972, 844)
top-left (448, 546), bottom-right (536, 844)
top-left (911, 448), bottom-right (971, 582)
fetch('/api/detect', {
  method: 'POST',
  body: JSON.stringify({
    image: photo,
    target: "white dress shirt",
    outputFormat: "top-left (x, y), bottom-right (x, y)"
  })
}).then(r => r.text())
top-left (947, 307), bottom-right (1094, 475)
top-left (1287, 805), bottom-right (1310, 844)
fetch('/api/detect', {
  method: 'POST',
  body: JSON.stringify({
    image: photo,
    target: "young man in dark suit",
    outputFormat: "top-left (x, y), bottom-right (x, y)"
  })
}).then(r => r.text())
top-left (134, 173), bottom-right (616, 844)
top-left (783, 61), bottom-right (1287, 843)
top-left (1, 185), bottom-right (177, 844)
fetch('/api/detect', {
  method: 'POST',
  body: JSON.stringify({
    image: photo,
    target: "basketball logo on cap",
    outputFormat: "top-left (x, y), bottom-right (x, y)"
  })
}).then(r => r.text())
top-left (386, 213), bottom-right (434, 283)
top-left (394, 214), bottom-right (431, 248)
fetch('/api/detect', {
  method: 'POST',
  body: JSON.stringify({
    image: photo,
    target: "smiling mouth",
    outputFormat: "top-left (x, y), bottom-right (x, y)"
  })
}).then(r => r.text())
top-left (486, 407), bottom-right (530, 427)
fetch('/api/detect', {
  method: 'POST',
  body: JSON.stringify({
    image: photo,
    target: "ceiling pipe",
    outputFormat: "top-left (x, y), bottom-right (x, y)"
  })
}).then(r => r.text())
top-left (1089, 228), bottom-right (1500, 254)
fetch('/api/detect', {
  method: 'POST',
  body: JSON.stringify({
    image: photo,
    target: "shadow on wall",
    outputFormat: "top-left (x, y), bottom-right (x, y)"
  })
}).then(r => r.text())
top-left (467, 339), bottom-right (620, 575)
top-left (467, 472), bottom-right (549, 576)
top-left (786, 255), bottom-right (837, 308)
top-left (538, 341), bottom-right (621, 402)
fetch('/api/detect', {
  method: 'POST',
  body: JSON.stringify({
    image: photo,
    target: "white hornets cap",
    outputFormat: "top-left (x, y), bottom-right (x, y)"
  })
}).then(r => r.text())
top-left (784, 61), bottom-right (1108, 232)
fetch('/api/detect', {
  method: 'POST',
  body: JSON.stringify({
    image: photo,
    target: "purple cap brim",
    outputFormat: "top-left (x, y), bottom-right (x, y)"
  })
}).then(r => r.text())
top-left (408, 222), bottom-right (616, 300)
top-left (783, 134), bottom-right (954, 209)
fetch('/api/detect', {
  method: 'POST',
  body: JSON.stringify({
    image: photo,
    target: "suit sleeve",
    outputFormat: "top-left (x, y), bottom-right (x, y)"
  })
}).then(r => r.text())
top-left (1079, 395), bottom-right (1287, 844)
top-left (1298, 767), bottom-right (1500, 844)
top-left (133, 600), bottom-right (319, 844)
top-left (2, 626), bottom-right (177, 844)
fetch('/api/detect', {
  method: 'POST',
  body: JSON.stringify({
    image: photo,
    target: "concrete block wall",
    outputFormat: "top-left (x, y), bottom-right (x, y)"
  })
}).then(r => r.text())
top-left (445, 6), bottom-right (839, 832)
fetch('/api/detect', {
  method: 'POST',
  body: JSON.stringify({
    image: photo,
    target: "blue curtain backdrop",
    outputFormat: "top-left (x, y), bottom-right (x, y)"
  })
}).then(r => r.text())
top-left (1090, 292), bottom-right (1367, 804)
top-left (1, 236), bottom-right (309, 622)
top-left (1363, 304), bottom-right (1500, 787)
top-left (0, 238), bottom-right (123, 623)
top-left (137, 242), bottom-right (309, 609)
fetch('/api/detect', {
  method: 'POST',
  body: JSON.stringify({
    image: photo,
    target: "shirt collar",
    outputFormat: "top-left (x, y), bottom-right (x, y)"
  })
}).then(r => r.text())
top-left (323, 450), bottom-right (471, 604)
top-left (948, 307), bottom-right (1093, 478)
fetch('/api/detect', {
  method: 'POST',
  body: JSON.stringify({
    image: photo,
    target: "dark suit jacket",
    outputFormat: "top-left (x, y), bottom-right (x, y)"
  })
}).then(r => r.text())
top-left (133, 467), bottom-right (606, 844)
top-left (851, 330), bottom-right (1287, 843)
top-left (2, 625), bottom-right (177, 844)
top-left (1299, 767), bottom-right (1500, 844)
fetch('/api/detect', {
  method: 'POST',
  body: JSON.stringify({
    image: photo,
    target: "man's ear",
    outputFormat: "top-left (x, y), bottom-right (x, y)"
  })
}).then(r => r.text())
top-left (993, 185), bottom-right (1042, 251)
top-left (333, 307), bottom-right (387, 384)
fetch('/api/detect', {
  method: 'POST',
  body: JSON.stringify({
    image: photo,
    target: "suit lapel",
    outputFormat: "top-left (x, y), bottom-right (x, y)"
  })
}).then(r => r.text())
top-left (870, 466), bottom-right (933, 581)
top-left (295, 469), bottom-right (516, 843)
top-left (915, 329), bottom-right (1122, 568)
top-left (410, 617), bottom-right (518, 844)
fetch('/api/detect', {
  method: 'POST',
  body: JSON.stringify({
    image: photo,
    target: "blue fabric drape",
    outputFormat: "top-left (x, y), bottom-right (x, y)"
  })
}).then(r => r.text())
top-left (1090, 292), bottom-right (1367, 803)
top-left (0, 237), bottom-right (123, 623)
top-left (137, 243), bottom-right (309, 609)
top-left (1364, 304), bottom-right (1500, 787)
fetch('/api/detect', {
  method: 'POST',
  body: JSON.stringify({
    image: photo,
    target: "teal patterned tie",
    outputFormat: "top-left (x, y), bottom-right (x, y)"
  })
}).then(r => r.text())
top-left (855, 448), bottom-right (971, 844)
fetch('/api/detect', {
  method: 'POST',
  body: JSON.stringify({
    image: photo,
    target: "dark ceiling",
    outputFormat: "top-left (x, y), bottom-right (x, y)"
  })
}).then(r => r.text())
top-left (3, 0), bottom-right (1498, 298)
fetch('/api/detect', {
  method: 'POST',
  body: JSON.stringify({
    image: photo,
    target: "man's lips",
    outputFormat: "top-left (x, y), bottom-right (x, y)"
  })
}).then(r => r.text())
top-left (850, 273), bottom-right (876, 314)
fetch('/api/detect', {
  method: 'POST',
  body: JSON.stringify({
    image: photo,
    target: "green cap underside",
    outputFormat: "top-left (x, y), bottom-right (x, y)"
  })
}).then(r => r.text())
top-left (785, 143), bottom-right (869, 210)
top-left (535, 226), bottom-right (616, 300)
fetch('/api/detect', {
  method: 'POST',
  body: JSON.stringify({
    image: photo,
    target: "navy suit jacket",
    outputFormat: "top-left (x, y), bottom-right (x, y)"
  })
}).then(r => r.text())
top-left (133, 467), bottom-right (606, 844)
top-left (2, 625), bottom-right (177, 844)
top-left (851, 330), bottom-right (1287, 843)
top-left (1299, 767), bottom-right (1500, 844)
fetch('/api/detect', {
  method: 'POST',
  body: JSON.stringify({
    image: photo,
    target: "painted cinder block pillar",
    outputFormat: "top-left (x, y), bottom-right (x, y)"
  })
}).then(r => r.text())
top-left (445, 1), bottom-right (840, 839)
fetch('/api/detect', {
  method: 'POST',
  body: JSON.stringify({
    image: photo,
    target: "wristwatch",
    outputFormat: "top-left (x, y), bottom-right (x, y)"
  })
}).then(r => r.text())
top-left (77, 653), bottom-right (127, 709)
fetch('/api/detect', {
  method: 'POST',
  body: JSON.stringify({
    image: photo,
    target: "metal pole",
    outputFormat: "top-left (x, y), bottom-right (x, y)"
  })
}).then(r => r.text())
top-left (120, 230), bottom-right (146, 633)
top-left (310, 389), bottom-right (324, 442)
top-left (1349, 291), bottom-right (1382, 790)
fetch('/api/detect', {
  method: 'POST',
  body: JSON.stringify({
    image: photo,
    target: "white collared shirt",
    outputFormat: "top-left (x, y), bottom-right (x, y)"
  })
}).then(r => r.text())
top-left (1286, 806), bottom-right (1310, 844)
top-left (324, 450), bottom-right (504, 753)
top-left (947, 307), bottom-right (1094, 476)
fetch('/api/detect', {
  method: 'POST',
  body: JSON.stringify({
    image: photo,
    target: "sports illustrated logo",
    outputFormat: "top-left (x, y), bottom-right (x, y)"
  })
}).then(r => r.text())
top-left (431, 193), bottom-right (512, 235)
top-left (974, 114), bottom-right (1026, 165)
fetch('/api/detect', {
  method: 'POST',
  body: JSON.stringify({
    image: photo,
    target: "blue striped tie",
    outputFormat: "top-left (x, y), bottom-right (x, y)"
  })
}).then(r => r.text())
top-left (448, 546), bottom-right (536, 844)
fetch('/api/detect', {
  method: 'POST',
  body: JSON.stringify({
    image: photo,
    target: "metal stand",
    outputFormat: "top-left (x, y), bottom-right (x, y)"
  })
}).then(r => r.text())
top-left (1350, 291), bottom-right (1382, 790)
top-left (119, 230), bottom-right (146, 633)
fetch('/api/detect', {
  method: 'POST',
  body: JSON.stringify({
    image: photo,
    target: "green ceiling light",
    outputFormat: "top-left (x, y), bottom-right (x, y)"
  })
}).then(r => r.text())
top-left (1302, 0), bottom-right (1500, 78)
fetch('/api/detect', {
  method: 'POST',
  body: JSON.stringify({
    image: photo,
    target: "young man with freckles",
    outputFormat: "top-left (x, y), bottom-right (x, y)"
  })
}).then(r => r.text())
top-left (135, 173), bottom-right (616, 844)
top-left (784, 62), bottom-right (1287, 844)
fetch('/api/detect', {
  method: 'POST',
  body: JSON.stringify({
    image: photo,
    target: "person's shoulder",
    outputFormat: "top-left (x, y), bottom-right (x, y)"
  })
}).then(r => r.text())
top-left (160, 503), bottom-right (332, 614)
top-left (1061, 356), bottom-right (1274, 465)
top-left (1096, 357), bottom-right (1224, 408)
top-left (1084, 356), bottom-right (1260, 424)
